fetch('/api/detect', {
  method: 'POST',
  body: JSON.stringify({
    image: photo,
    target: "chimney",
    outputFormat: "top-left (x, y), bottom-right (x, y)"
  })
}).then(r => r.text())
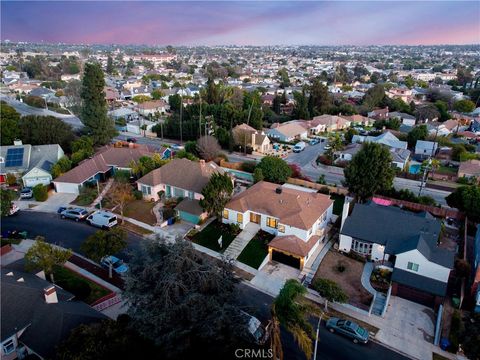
top-left (275, 187), bottom-right (282, 194)
top-left (44, 285), bottom-right (58, 304)
top-left (340, 196), bottom-right (353, 230)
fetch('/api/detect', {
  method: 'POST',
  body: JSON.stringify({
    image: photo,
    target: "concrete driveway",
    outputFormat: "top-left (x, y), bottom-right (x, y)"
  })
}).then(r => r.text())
top-left (15, 192), bottom-right (77, 213)
top-left (250, 261), bottom-right (301, 296)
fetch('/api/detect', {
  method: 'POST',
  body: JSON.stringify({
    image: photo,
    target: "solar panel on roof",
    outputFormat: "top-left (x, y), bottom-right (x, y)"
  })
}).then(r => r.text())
top-left (5, 148), bottom-right (24, 167)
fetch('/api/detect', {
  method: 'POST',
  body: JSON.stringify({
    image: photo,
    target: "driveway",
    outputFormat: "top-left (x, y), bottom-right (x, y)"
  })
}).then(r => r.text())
top-left (250, 261), bottom-right (300, 296)
top-left (14, 192), bottom-right (77, 213)
top-left (376, 296), bottom-right (435, 360)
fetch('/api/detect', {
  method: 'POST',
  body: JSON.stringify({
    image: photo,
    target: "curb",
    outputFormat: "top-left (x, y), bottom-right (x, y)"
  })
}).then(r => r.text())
top-left (370, 337), bottom-right (421, 360)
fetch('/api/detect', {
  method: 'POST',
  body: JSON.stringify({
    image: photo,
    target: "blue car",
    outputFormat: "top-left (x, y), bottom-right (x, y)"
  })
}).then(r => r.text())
top-left (309, 138), bottom-right (320, 145)
top-left (101, 255), bottom-right (128, 275)
top-left (325, 318), bottom-right (369, 344)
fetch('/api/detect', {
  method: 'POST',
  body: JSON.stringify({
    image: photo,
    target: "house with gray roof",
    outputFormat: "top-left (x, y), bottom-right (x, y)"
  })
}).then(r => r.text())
top-left (340, 203), bottom-right (454, 307)
top-left (352, 131), bottom-right (407, 150)
top-left (1, 268), bottom-right (105, 359)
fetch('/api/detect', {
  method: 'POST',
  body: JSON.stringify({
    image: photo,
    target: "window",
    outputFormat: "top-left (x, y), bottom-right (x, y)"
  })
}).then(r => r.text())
top-left (352, 239), bottom-right (372, 255)
top-left (237, 213), bottom-right (243, 223)
top-left (3, 339), bottom-right (15, 354)
top-left (141, 185), bottom-right (151, 195)
top-left (277, 224), bottom-right (285, 233)
top-left (407, 262), bottom-right (419, 272)
top-left (223, 209), bottom-right (229, 219)
top-left (266, 217), bottom-right (277, 228)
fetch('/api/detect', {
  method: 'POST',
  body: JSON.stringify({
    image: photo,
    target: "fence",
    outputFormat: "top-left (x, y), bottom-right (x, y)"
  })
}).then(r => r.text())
top-left (286, 178), bottom-right (349, 195)
top-left (91, 292), bottom-right (122, 311)
top-left (219, 159), bottom-right (245, 170)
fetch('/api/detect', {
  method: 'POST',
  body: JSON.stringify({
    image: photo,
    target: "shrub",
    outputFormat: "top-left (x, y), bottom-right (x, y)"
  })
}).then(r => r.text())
top-left (6, 173), bottom-right (17, 186)
top-left (230, 223), bottom-right (241, 233)
top-left (318, 186), bottom-right (330, 195)
top-left (335, 261), bottom-right (346, 273)
top-left (132, 190), bottom-right (143, 200)
top-left (162, 208), bottom-right (176, 220)
top-left (32, 184), bottom-right (48, 201)
top-left (449, 310), bottom-right (463, 353)
top-left (241, 161), bottom-right (257, 173)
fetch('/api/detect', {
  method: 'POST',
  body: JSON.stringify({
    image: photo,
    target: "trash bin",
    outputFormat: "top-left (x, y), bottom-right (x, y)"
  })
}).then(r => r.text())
top-left (167, 217), bottom-right (174, 225)
top-left (440, 338), bottom-right (450, 351)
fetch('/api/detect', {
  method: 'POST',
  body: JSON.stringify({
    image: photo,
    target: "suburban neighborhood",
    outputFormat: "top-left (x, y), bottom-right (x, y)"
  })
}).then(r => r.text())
top-left (1, 2), bottom-right (480, 360)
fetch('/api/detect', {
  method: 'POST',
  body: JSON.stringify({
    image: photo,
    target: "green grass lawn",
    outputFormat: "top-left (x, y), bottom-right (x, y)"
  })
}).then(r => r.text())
top-left (191, 220), bottom-right (240, 253)
top-left (330, 194), bottom-right (345, 216)
top-left (437, 165), bottom-right (458, 175)
top-left (53, 266), bottom-right (111, 305)
top-left (237, 230), bottom-right (275, 269)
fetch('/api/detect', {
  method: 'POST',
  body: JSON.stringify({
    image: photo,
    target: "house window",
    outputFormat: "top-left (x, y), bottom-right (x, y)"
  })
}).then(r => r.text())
top-left (352, 239), bottom-right (372, 255)
top-left (223, 209), bottom-right (229, 219)
top-left (407, 262), bottom-right (419, 272)
top-left (277, 224), bottom-right (285, 233)
top-left (141, 185), bottom-right (151, 195)
top-left (237, 213), bottom-right (243, 223)
top-left (188, 191), bottom-right (194, 199)
top-left (3, 338), bottom-right (15, 354)
top-left (266, 217), bottom-right (277, 228)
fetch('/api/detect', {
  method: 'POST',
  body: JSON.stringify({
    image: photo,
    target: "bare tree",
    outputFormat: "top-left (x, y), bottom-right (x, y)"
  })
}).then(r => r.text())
top-left (232, 126), bottom-right (254, 153)
top-left (106, 181), bottom-right (134, 224)
top-left (196, 135), bottom-right (221, 161)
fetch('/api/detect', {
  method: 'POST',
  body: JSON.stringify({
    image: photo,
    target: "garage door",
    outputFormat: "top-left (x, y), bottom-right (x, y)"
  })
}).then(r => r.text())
top-left (54, 182), bottom-right (80, 194)
top-left (396, 284), bottom-right (435, 307)
top-left (178, 211), bottom-right (200, 225)
top-left (272, 250), bottom-right (301, 269)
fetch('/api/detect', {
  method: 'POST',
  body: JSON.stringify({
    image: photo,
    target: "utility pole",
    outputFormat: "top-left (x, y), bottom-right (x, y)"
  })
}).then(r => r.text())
top-left (179, 92), bottom-right (183, 144)
top-left (244, 99), bottom-right (254, 155)
top-left (199, 92), bottom-right (202, 138)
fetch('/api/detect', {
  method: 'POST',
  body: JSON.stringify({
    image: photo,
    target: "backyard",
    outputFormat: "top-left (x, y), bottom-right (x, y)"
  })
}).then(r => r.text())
top-left (190, 220), bottom-right (240, 253)
top-left (53, 265), bottom-right (111, 305)
top-left (314, 250), bottom-right (372, 309)
top-left (237, 230), bottom-right (275, 269)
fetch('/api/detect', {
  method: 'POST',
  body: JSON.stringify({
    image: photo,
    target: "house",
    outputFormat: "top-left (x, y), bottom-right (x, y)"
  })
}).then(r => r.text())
top-left (108, 107), bottom-right (139, 121)
top-left (458, 159), bottom-right (480, 182)
top-left (136, 158), bottom-right (225, 223)
top-left (53, 144), bottom-right (164, 194)
top-left (126, 119), bottom-right (156, 135)
top-left (222, 181), bottom-right (333, 269)
top-left (334, 143), bottom-right (362, 163)
top-left (334, 143), bottom-right (410, 169)
top-left (232, 123), bottom-right (272, 153)
top-left (387, 87), bottom-right (413, 103)
top-left (310, 114), bottom-right (351, 132)
top-left (340, 203), bottom-right (454, 307)
top-left (341, 114), bottom-right (372, 127)
top-left (352, 131), bottom-right (407, 150)
top-left (266, 121), bottom-right (308, 142)
top-left (389, 112), bottom-right (416, 126)
top-left (28, 87), bottom-right (56, 99)
top-left (368, 107), bottom-right (389, 120)
top-left (415, 140), bottom-right (438, 158)
top-left (0, 143), bottom-right (64, 187)
top-left (135, 99), bottom-right (169, 116)
top-left (1, 268), bottom-right (106, 360)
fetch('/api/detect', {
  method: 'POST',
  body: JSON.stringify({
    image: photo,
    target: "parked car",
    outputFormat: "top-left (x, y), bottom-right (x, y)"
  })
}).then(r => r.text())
top-left (57, 206), bottom-right (67, 214)
top-left (292, 141), bottom-right (306, 153)
top-left (171, 143), bottom-right (185, 151)
top-left (60, 208), bottom-right (89, 222)
top-left (126, 137), bottom-right (137, 143)
top-left (5, 204), bottom-right (19, 217)
top-left (242, 311), bottom-right (270, 345)
top-left (87, 211), bottom-right (118, 229)
top-left (20, 187), bottom-right (33, 199)
top-left (101, 255), bottom-right (128, 275)
top-left (325, 318), bottom-right (369, 344)
top-left (309, 138), bottom-right (320, 145)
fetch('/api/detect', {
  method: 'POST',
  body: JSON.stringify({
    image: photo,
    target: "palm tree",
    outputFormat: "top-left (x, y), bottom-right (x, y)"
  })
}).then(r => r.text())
top-left (271, 279), bottom-right (321, 360)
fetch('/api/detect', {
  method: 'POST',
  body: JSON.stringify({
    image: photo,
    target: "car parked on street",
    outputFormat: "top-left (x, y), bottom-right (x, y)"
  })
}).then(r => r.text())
top-left (325, 318), bottom-right (369, 344)
top-left (171, 143), bottom-right (185, 151)
top-left (60, 208), bottom-right (89, 222)
top-left (309, 138), bottom-right (320, 145)
top-left (20, 187), bottom-right (33, 199)
top-left (101, 255), bottom-right (129, 275)
top-left (86, 211), bottom-right (118, 229)
top-left (292, 141), bottom-right (306, 153)
top-left (126, 137), bottom-right (137, 143)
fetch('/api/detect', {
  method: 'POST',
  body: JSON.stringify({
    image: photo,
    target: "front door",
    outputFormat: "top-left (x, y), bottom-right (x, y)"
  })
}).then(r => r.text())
top-left (250, 212), bottom-right (261, 224)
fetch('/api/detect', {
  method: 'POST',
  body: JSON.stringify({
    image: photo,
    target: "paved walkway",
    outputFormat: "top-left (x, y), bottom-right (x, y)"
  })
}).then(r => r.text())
top-left (152, 202), bottom-right (164, 225)
top-left (92, 178), bottom-right (114, 208)
top-left (361, 262), bottom-right (387, 316)
top-left (223, 223), bottom-right (260, 259)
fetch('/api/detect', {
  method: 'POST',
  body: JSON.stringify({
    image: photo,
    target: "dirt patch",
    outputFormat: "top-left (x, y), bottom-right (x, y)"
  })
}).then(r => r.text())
top-left (123, 200), bottom-right (157, 225)
top-left (314, 250), bottom-right (373, 308)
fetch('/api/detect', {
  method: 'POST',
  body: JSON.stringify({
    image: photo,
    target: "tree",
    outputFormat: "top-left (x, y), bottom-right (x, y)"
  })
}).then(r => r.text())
top-left (273, 279), bottom-right (318, 360)
top-left (256, 156), bottom-right (292, 184)
top-left (196, 135), bottom-right (221, 161)
top-left (277, 68), bottom-right (291, 88)
top-left (253, 168), bottom-right (264, 183)
top-left (51, 157), bottom-right (72, 178)
top-left (453, 99), bottom-right (475, 113)
top-left (435, 100), bottom-right (450, 122)
top-left (18, 115), bottom-right (75, 151)
top-left (64, 79), bottom-right (83, 115)
top-left (25, 238), bottom-right (72, 283)
top-left (343, 142), bottom-right (395, 202)
top-left (415, 104), bottom-right (440, 123)
top-left (106, 182), bottom-right (134, 224)
top-left (123, 238), bottom-right (250, 359)
top-left (151, 89), bottom-right (164, 100)
top-left (362, 84), bottom-right (386, 110)
top-left (463, 313), bottom-right (480, 360)
top-left (81, 229), bottom-right (127, 278)
top-left (407, 124), bottom-right (428, 148)
top-left (0, 102), bottom-right (20, 145)
top-left (6, 173), bottom-right (17, 186)
top-left (106, 55), bottom-right (114, 74)
top-left (55, 317), bottom-right (159, 360)
top-left (312, 278), bottom-right (348, 311)
top-left (0, 189), bottom-right (15, 216)
top-left (81, 63), bottom-right (117, 145)
top-left (132, 95), bottom-right (152, 104)
top-left (317, 174), bottom-right (326, 185)
top-left (309, 79), bottom-right (332, 115)
top-left (446, 185), bottom-right (480, 222)
top-left (200, 173), bottom-right (233, 219)
top-left (292, 91), bottom-right (310, 119)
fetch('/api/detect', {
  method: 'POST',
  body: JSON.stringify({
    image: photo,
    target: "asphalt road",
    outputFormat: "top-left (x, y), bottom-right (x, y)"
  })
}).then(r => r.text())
top-left (1, 95), bottom-right (84, 129)
top-left (237, 283), bottom-right (409, 360)
top-left (1, 211), bottom-right (143, 259)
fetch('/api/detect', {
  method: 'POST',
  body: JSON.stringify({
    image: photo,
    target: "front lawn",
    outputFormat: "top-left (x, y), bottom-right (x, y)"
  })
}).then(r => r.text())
top-left (237, 230), bottom-right (275, 269)
top-left (71, 186), bottom-right (98, 206)
top-left (190, 220), bottom-right (240, 253)
top-left (53, 266), bottom-right (111, 305)
top-left (437, 165), bottom-right (458, 175)
top-left (330, 193), bottom-right (345, 216)
top-left (123, 200), bottom-right (157, 225)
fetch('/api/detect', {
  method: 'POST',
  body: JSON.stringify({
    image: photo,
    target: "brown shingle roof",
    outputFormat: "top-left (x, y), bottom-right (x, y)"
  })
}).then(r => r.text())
top-left (225, 181), bottom-right (332, 230)
top-left (136, 100), bottom-right (167, 110)
top-left (458, 159), bottom-right (480, 177)
top-left (137, 158), bottom-right (224, 193)
top-left (269, 235), bottom-right (319, 257)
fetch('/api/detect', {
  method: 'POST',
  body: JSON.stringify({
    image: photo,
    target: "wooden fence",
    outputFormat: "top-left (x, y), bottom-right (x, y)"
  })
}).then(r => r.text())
top-left (286, 178), bottom-right (349, 195)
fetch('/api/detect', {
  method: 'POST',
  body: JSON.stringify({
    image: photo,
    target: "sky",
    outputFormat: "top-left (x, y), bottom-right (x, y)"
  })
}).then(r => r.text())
top-left (1, 1), bottom-right (479, 46)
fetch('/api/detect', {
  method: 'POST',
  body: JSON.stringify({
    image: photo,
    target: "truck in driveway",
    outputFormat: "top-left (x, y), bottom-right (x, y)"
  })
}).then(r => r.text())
top-left (292, 141), bottom-right (306, 153)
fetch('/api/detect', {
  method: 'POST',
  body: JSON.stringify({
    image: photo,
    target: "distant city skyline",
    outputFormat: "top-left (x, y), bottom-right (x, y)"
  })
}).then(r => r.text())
top-left (1, 1), bottom-right (479, 46)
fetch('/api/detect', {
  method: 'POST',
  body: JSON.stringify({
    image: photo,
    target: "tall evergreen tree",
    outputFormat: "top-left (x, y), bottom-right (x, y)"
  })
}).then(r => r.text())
top-left (81, 63), bottom-right (117, 145)
top-left (106, 56), bottom-right (114, 74)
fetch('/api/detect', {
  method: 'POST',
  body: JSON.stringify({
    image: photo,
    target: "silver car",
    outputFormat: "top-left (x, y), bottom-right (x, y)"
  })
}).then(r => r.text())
top-left (60, 208), bottom-right (89, 222)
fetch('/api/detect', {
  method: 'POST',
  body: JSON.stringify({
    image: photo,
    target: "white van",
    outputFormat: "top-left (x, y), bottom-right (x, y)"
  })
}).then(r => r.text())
top-left (293, 141), bottom-right (306, 153)
top-left (86, 211), bottom-right (118, 229)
